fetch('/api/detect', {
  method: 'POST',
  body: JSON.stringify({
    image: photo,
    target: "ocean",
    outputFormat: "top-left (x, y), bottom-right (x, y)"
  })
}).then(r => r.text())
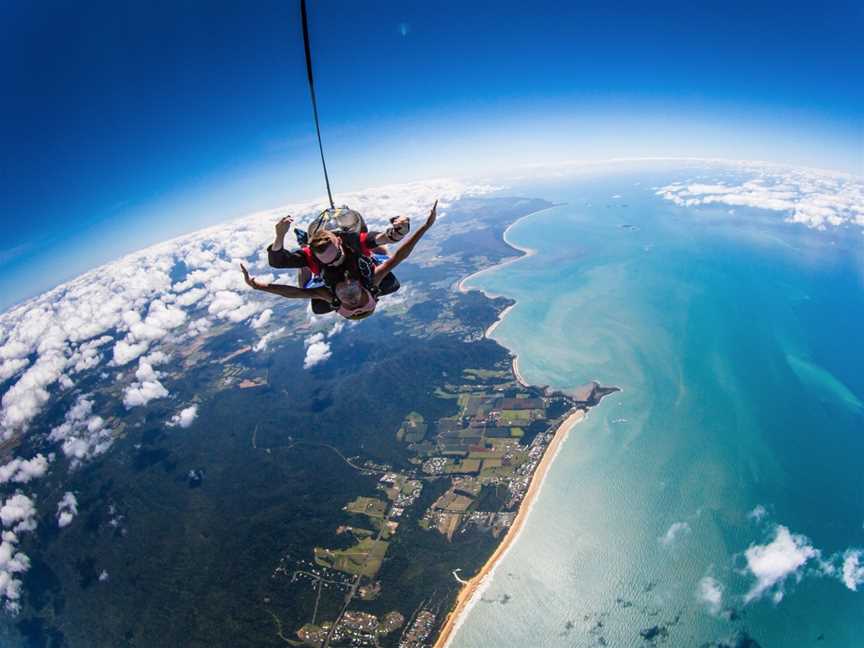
top-left (450, 166), bottom-right (864, 647)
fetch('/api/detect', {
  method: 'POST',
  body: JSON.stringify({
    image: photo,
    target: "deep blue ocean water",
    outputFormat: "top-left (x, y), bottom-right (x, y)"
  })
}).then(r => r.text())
top-left (452, 166), bottom-right (864, 647)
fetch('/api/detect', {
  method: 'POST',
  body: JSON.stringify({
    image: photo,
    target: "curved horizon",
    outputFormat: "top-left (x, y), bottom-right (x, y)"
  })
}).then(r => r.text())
top-left (2, 1), bottom-right (861, 308)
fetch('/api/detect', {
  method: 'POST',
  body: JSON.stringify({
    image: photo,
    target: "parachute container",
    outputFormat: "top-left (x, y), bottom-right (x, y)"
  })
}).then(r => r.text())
top-left (307, 206), bottom-right (367, 237)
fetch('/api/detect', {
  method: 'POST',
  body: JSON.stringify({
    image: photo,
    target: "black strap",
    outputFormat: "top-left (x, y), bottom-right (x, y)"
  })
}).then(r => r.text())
top-left (300, 0), bottom-right (335, 209)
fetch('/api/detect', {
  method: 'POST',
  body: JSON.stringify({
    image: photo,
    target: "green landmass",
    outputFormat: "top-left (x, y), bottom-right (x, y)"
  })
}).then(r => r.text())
top-left (8, 196), bottom-right (621, 648)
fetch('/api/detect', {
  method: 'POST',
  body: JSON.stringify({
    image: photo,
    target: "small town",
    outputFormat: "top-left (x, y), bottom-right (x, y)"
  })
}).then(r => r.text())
top-left (281, 365), bottom-right (616, 647)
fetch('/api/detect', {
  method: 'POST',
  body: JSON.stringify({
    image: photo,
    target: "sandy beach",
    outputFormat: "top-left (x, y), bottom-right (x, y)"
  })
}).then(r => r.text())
top-left (434, 202), bottom-right (580, 648)
top-left (455, 206), bottom-right (547, 297)
top-left (435, 204), bottom-right (572, 648)
top-left (432, 408), bottom-right (586, 648)
top-left (459, 208), bottom-right (551, 392)
top-left (483, 303), bottom-right (514, 338)
top-left (510, 356), bottom-right (528, 388)
top-left (480, 304), bottom-right (528, 389)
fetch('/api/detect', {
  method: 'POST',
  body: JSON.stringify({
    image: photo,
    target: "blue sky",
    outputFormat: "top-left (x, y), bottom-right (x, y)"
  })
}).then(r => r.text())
top-left (2, 0), bottom-right (862, 309)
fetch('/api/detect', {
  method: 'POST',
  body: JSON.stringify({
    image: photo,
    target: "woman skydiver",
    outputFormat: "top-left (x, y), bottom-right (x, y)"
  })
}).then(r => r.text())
top-left (241, 200), bottom-right (437, 320)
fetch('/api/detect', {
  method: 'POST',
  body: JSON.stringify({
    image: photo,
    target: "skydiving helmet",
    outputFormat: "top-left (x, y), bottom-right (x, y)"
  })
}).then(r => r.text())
top-left (307, 205), bottom-right (367, 237)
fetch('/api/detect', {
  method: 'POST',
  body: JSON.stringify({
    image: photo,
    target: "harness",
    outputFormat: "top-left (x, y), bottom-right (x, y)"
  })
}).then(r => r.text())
top-left (301, 232), bottom-right (383, 303)
top-left (353, 232), bottom-right (377, 292)
top-left (300, 245), bottom-right (321, 276)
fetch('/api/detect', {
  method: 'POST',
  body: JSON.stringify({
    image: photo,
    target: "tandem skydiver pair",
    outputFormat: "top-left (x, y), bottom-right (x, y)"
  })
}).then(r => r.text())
top-left (243, 0), bottom-right (439, 322)
top-left (240, 200), bottom-right (437, 320)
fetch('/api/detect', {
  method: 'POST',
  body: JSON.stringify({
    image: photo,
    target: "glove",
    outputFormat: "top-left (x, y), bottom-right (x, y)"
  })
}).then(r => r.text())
top-left (386, 216), bottom-right (410, 241)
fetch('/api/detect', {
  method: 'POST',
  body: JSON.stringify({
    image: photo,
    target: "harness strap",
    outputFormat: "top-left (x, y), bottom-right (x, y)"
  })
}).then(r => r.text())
top-left (358, 231), bottom-right (373, 257)
top-left (300, 245), bottom-right (321, 275)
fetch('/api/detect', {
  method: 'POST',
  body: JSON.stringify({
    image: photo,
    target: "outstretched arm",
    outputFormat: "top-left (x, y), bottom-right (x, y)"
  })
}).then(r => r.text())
top-left (372, 201), bottom-right (437, 286)
top-left (241, 264), bottom-right (330, 301)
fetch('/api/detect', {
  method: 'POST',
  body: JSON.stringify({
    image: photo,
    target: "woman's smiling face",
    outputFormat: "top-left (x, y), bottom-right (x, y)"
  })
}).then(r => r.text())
top-left (335, 279), bottom-right (364, 308)
top-left (313, 232), bottom-right (344, 265)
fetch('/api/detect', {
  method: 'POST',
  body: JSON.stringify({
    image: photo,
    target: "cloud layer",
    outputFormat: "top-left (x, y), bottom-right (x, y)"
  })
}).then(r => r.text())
top-left (656, 163), bottom-right (864, 231)
top-left (0, 177), bottom-right (489, 440)
top-left (0, 177), bottom-right (493, 613)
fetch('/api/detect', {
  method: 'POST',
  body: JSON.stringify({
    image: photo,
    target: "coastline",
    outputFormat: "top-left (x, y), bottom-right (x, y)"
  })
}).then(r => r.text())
top-left (461, 207), bottom-right (550, 392)
top-left (433, 408), bottom-right (586, 648)
top-left (434, 204), bottom-right (581, 648)
top-left (483, 303), bottom-right (514, 339)
top-left (510, 356), bottom-right (528, 388)
top-left (456, 205), bottom-right (549, 297)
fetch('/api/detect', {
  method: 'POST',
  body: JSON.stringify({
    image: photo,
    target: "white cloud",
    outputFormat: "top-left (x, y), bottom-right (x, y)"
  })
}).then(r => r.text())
top-left (123, 380), bottom-right (168, 408)
top-left (250, 309), bottom-right (272, 329)
top-left (207, 290), bottom-right (244, 316)
top-left (0, 341), bottom-right (29, 363)
top-left (0, 494), bottom-right (38, 534)
top-left (70, 335), bottom-right (112, 373)
top-left (187, 317), bottom-right (212, 336)
top-left (748, 505), bottom-right (768, 522)
top-left (659, 521), bottom-right (691, 546)
top-left (841, 550), bottom-right (864, 592)
top-left (657, 164), bottom-right (864, 231)
top-left (98, 569), bottom-right (109, 583)
top-left (175, 287), bottom-right (207, 307)
top-left (56, 492), bottom-right (78, 528)
top-left (66, 395), bottom-right (92, 422)
top-left (112, 340), bottom-right (149, 366)
top-left (48, 395), bottom-right (115, 466)
top-left (0, 531), bottom-right (30, 613)
top-left (167, 404), bottom-right (198, 429)
top-left (0, 176), bottom-right (491, 440)
top-left (0, 358), bottom-right (29, 384)
top-left (0, 454), bottom-right (50, 485)
top-left (253, 327), bottom-right (286, 353)
top-left (0, 351), bottom-right (69, 436)
top-left (111, 302), bottom-right (186, 368)
top-left (123, 353), bottom-right (170, 409)
top-left (296, 317), bottom-right (346, 368)
top-left (697, 576), bottom-right (724, 616)
top-left (303, 332), bottom-right (331, 369)
top-left (142, 300), bottom-right (186, 331)
top-left (743, 525), bottom-right (819, 604)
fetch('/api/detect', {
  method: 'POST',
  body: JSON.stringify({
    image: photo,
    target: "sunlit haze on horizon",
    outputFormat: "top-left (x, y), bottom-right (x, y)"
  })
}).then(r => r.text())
top-left (1, 0), bottom-right (862, 309)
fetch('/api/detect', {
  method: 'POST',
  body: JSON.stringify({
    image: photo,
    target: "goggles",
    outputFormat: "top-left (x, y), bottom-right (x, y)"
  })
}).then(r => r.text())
top-left (315, 242), bottom-right (344, 265)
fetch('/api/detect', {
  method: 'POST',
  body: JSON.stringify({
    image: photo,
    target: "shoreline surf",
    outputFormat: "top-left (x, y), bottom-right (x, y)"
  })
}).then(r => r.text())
top-left (458, 205), bottom-right (553, 392)
top-left (456, 204), bottom-right (551, 297)
top-left (436, 203), bottom-right (594, 648)
top-left (433, 409), bottom-right (586, 648)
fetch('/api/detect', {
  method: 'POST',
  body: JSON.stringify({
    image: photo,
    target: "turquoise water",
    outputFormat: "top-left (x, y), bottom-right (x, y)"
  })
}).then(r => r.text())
top-left (453, 168), bottom-right (864, 647)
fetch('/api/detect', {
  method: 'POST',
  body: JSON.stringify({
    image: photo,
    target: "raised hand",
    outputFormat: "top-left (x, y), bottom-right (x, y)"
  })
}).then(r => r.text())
top-left (390, 215), bottom-right (410, 236)
top-left (425, 200), bottom-right (438, 228)
top-left (274, 215), bottom-right (294, 238)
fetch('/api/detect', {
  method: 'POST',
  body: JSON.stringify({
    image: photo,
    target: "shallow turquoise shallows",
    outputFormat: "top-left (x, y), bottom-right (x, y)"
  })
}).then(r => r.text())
top-left (453, 167), bottom-right (864, 647)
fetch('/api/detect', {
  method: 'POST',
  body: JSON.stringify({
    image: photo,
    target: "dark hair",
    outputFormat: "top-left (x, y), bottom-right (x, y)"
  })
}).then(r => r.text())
top-left (309, 230), bottom-right (334, 254)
